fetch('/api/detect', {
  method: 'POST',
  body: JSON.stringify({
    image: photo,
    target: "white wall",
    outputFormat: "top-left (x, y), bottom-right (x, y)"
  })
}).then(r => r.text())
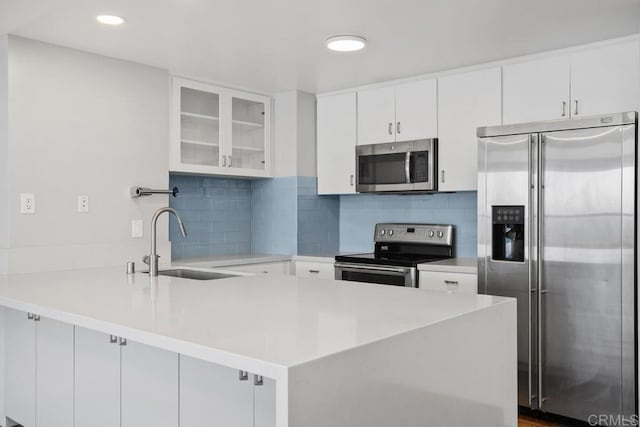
top-left (3, 36), bottom-right (171, 273)
top-left (273, 90), bottom-right (316, 178)
top-left (0, 35), bottom-right (8, 275)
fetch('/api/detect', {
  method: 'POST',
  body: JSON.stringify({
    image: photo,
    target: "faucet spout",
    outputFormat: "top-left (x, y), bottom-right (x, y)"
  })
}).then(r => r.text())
top-left (148, 207), bottom-right (187, 277)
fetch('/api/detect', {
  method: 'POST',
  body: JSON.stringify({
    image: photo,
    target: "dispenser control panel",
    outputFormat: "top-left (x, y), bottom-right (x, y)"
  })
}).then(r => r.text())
top-left (492, 206), bottom-right (524, 225)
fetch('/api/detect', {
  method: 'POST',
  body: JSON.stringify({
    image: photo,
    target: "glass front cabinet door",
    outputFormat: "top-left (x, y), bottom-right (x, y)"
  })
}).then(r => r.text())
top-left (171, 78), bottom-right (272, 177)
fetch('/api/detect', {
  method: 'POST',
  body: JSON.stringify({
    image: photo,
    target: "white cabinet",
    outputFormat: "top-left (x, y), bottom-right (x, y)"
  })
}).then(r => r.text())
top-left (394, 79), bottom-right (438, 142)
top-left (5, 309), bottom-right (36, 427)
top-left (36, 316), bottom-right (74, 427)
top-left (357, 79), bottom-right (437, 145)
top-left (180, 356), bottom-right (275, 427)
top-left (294, 260), bottom-right (335, 280)
top-left (75, 327), bottom-right (121, 427)
top-left (226, 261), bottom-right (291, 275)
top-left (503, 39), bottom-right (640, 124)
top-left (5, 309), bottom-right (74, 427)
top-left (121, 341), bottom-right (179, 427)
top-left (503, 55), bottom-right (571, 124)
top-left (75, 327), bottom-right (179, 427)
top-left (570, 40), bottom-right (640, 117)
top-left (171, 78), bottom-right (272, 178)
top-left (357, 86), bottom-right (396, 145)
top-left (419, 271), bottom-right (478, 294)
top-left (438, 68), bottom-right (502, 192)
top-left (317, 92), bottom-right (357, 195)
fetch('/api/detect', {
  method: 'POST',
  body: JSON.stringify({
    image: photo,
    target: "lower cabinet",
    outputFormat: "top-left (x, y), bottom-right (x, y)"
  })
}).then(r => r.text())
top-left (75, 327), bottom-right (179, 427)
top-left (180, 355), bottom-right (276, 427)
top-left (294, 261), bottom-right (335, 280)
top-left (226, 261), bottom-right (291, 276)
top-left (5, 309), bottom-right (73, 427)
top-left (419, 271), bottom-right (478, 294)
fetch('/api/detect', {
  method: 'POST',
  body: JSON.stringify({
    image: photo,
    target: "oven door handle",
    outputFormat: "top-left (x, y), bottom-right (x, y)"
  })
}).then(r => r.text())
top-left (334, 262), bottom-right (413, 275)
top-left (405, 152), bottom-right (411, 184)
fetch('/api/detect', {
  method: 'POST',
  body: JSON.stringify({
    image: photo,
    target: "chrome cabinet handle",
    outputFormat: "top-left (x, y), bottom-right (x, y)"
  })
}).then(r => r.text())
top-left (222, 155), bottom-right (227, 167)
top-left (444, 280), bottom-right (459, 291)
top-left (109, 335), bottom-right (118, 344)
top-left (443, 280), bottom-right (458, 285)
top-left (228, 155), bottom-right (232, 167)
top-left (27, 313), bottom-right (34, 320)
top-left (254, 375), bottom-right (264, 386)
top-left (573, 100), bottom-right (579, 116)
top-left (118, 337), bottom-right (127, 346)
top-left (309, 269), bottom-right (320, 274)
top-left (388, 123), bottom-right (393, 135)
top-left (239, 370), bottom-right (249, 381)
top-left (350, 174), bottom-right (354, 186)
top-left (396, 121), bottom-right (401, 134)
top-left (561, 101), bottom-right (566, 117)
top-left (33, 315), bottom-right (40, 322)
top-left (441, 170), bottom-right (445, 183)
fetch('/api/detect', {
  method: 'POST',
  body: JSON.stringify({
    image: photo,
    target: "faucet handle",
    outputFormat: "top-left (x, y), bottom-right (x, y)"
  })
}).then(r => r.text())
top-left (142, 255), bottom-right (150, 265)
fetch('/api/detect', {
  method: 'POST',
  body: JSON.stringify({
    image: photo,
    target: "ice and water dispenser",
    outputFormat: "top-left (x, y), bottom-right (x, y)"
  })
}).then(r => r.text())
top-left (492, 205), bottom-right (525, 262)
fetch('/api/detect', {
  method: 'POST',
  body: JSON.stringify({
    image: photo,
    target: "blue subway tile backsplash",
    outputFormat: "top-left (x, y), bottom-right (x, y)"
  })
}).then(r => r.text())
top-left (169, 174), bottom-right (477, 260)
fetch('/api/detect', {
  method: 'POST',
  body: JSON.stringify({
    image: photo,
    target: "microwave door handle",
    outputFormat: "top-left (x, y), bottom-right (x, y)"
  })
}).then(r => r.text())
top-left (405, 152), bottom-right (411, 184)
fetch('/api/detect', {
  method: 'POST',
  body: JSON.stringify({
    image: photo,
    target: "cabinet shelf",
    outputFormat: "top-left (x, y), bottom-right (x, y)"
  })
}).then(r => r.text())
top-left (181, 139), bottom-right (219, 148)
top-left (232, 120), bottom-right (264, 128)
top-left (233, 146), bottom-right (264, 152)
top-left (181, 112), bottom-right (220, 121)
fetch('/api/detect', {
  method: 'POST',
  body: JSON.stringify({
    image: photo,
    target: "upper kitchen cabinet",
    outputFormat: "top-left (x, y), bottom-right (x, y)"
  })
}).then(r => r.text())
top-left (438, 67), bottom-right (502, 192)
top-left (171, 78), bottom-right (272, 178)
top-left (357, 86), bottom-right (396, 145)
top-left (570, 39), bottom-right (640, 117)
top-left (317, 92), bottom-right (357, 195)
top-left (357, 79), bottom-right (437, 145)
top-left (503, 55), bottom-right (570, 124)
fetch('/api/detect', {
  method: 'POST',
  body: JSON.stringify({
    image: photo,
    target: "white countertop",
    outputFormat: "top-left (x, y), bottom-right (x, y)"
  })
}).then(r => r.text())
top-left (418, 257), bottom-right (478, 274)
top-left (0, 266), bottom-right (504, 379)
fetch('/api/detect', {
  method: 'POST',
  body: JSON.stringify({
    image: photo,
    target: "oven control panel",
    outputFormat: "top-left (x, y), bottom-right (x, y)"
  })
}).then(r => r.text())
top-left (374, 223), bottom-right (454, 246)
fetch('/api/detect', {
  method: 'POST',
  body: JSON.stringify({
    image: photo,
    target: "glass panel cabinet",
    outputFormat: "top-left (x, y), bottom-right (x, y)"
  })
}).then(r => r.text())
top-left (171, 78), bottom-right (272, 177)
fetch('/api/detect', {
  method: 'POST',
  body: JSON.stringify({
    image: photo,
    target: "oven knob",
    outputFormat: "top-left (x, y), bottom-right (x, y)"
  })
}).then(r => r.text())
top-left (437, 231), bottom-right (444, 238)
top-left (388, 229), bottom-right (394, 236)
top-left (380, 229), bottom-right (386, 236)
top-left (428, 230), bottom-right (435, 238)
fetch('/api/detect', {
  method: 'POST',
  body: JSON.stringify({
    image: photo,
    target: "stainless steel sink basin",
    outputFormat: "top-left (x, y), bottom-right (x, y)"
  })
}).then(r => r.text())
top-left (157, 269), bottom-right (240, 280)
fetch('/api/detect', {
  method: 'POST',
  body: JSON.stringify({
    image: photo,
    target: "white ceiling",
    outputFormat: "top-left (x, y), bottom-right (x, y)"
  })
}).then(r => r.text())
top-left (2, 0), bottom-right (640, 94)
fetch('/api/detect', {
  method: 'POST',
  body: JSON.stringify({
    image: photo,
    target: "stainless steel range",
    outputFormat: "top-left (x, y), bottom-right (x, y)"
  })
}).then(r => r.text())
top-left (334, 223), bottom-right (455, 287)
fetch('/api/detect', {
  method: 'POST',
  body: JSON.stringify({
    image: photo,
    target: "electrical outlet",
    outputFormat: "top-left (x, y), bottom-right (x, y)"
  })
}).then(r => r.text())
top-left (20, 193), bottom-right (35, 214)
top-left (77, 195), bottom-right (89, 213)
top-left (131, 220), bottom-right (144, 239)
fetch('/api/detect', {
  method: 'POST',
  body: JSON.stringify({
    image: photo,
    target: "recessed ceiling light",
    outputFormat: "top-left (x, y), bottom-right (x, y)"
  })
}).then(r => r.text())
top-left (96, 15), bottom-right (125, 26)
top-left (326, 35), bottom-right (366, 52)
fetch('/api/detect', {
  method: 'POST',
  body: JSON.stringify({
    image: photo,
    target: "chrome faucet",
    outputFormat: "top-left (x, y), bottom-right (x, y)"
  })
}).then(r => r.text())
top-left (144, 207), bottom-right (187, 277)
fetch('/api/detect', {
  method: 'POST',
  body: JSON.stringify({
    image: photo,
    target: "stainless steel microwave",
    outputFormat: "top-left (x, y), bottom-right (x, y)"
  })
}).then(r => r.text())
top-left (356, 139), bottom-right (437, 193)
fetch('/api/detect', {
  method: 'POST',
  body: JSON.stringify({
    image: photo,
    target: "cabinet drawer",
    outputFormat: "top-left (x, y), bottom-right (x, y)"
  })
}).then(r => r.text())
top-left (295, 261), bottom-right (335, 280)
top-left (226, 262), bottom-right (291, 276)
top-left (419, 271), bottom-right (477, 294)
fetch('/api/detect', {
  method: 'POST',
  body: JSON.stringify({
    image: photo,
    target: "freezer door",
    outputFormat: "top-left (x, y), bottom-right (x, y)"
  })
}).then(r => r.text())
top-left (539, 125), bottom-right (635, 421)
top-left (478, 132), bottom-right (538, 408)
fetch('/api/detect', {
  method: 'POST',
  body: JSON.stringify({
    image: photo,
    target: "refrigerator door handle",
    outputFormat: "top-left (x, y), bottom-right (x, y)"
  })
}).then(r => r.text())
top-left (537, 134), bottom-right (546, 408)
top-left (528, 133), bottom-right (537, 407)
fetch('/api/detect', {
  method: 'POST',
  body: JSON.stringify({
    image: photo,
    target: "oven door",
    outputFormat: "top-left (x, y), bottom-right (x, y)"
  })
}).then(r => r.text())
top-left (334, 262), bottom-right (417, 287)
top-left (356, 139), bottom-right (437, 193)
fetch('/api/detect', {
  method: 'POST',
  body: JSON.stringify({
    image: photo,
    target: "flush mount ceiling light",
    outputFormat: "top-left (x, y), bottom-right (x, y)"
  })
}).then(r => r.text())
top-left (326, 35), bottom-right (367, 52)
top-left (96, 15), bottom-right (125, 26)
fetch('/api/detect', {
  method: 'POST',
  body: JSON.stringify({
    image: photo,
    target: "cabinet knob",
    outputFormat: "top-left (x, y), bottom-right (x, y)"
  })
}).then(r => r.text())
top-left (222, 155), bottom-right (227, 167)
top-left (573, 99), bottom-right (579, 116)
top-left (350, 174), bottom-right (354, 187)
top-left (27, 313), bottom-right (34, 320)
top-left (561, 101), bottom-right (567, 117)
top-left (33, 315), bottom-right (40, 322)
top-left (441, 170), bottom-right (445, 183)
top-left (228, 156), bottom-right (232, 167)
top-left (118, 337), bottom-right (127, 346)
top-left (396, 121), bottom-right (401, 134)
top-left (254, 374), bottom-right (264, 386)
top-left (109, 335), bottom-right (118, 343)
top-left (239, 370), bottom-right (249, 381)
top-left (388, 123), bottom-right (393, 135)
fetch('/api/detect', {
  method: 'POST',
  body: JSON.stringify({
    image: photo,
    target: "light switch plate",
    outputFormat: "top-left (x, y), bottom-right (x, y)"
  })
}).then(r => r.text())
top-left (131, 220), bottom-right (143, 239)
top-left (20, 193), bottom-right (35, 214)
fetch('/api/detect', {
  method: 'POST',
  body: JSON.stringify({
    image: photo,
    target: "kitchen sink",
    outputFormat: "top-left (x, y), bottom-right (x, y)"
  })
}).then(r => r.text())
top-left (157, 269), bottom-right (240, 280)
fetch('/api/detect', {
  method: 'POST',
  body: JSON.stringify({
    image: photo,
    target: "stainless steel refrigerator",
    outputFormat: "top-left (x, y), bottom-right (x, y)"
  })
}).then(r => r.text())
top-left (477, 112), bottom-right (638, 423)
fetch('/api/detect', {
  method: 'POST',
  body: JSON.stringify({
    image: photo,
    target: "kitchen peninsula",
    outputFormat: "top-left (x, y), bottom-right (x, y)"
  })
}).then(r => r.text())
top-left (0, 267), bottom-right (516, 427)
